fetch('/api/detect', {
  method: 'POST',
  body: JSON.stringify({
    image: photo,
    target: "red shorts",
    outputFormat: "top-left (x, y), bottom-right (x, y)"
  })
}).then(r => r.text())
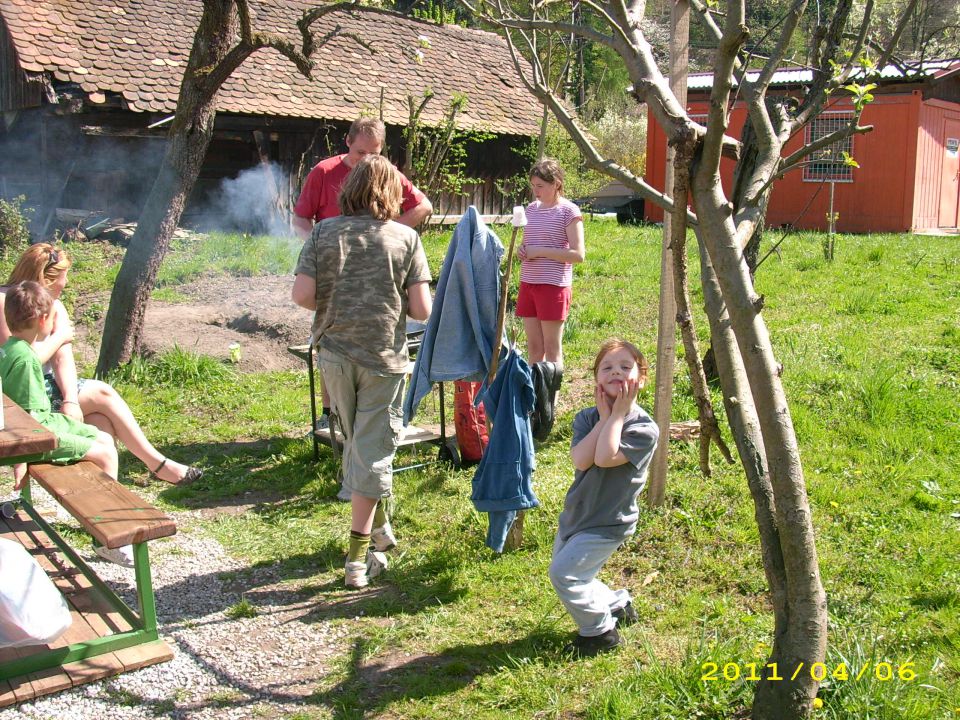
top-left (515, 282), bottom-right (572, 322)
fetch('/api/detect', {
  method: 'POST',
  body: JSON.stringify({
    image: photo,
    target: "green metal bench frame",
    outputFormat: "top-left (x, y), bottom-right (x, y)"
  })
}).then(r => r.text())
top-left (0, 477), bottom-right (160, 680)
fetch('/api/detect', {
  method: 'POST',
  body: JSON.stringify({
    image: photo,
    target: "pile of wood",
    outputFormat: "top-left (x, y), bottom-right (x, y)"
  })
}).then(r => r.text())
top-left (53, 209), bottom-right (191, 244)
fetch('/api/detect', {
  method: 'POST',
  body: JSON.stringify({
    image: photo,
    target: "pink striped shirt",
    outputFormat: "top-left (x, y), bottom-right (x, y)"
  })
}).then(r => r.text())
top-left (520, 198), bottom-right (583, 287)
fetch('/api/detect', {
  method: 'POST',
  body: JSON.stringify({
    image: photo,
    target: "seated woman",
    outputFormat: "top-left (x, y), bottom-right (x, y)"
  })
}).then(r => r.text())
top-left (0, 244), bottom-right (202, 485)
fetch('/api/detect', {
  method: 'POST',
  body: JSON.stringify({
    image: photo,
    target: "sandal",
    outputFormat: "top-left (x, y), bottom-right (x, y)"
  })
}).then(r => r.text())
top-left (152, 458), bottom-right (204, 486)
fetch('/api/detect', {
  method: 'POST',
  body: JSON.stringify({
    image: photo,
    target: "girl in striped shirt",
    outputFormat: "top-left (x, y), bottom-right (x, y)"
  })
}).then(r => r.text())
top-left (516, 158), bottom-right (585, 368)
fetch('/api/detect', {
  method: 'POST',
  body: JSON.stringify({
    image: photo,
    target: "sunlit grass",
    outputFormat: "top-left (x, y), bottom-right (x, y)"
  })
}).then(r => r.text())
top-left (28, 223), bottom-right (959, 718)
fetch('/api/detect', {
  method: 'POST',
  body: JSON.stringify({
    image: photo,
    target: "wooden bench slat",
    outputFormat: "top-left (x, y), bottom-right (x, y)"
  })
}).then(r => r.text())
top-left (28, 462), bottom-right (176, 549)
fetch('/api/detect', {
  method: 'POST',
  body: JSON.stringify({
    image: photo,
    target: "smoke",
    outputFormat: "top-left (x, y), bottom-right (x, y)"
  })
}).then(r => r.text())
top-left (0, 111), bottom-right (297, 239)
top-left (0, 118), bottom-right (169, 239)
top-left (193, 162), bottom-right (295, 238)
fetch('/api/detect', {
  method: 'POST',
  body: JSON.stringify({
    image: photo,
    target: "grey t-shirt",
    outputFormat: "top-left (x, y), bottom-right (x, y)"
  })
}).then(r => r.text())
top-left (295, 214), bottom-right (431, 374)
top-left (556, 405), bottom-right (660, 542)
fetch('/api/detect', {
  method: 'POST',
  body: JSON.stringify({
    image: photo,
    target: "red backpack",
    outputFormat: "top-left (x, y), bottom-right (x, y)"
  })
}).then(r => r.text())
top-left (453, 381), bottom-right (489, 465)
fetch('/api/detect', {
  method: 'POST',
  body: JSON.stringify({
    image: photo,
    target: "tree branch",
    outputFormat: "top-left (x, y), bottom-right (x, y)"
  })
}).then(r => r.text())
top-left (878, 0), bottom-right (921, 67)
top-left (699, 0), bottom-right (748, 177)
top-left (752, 0), bottom-right (808, 93)
top-left (204, 0), bottom-right (370, 90)
top-left (503, 33), bottom-right (694, 222)
top-left (460, 0), bottom-right (621, 48)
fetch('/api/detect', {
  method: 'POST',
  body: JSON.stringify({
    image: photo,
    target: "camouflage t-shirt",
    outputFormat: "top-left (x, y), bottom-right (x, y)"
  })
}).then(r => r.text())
top-left (295, 214), bottom-right (431, 374)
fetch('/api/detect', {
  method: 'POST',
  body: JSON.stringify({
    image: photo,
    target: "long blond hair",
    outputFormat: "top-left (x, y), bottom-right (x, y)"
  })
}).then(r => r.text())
top-left (338, 155), bottom-right (402, 221)
top-left (7, 243), bottom-right (72, 289)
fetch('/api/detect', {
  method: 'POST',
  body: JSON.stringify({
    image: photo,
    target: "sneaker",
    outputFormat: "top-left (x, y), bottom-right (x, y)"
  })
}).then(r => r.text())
top-left (344, 550), bottom-right (389, 588)
top-left (613, 601), bottom-right (638, 627)
top-left (564, 627), bottom-right (622, 658)
top-left (371, 522), bottom-right (397, 552)
top-left (366, 550), bottom-right (388, 579)
top-left (94, 542), bottom-right (135, 568)
top-left (344, 559), bottom-right (368, 588)
top-left (315, 414), bottom-right (330, 432)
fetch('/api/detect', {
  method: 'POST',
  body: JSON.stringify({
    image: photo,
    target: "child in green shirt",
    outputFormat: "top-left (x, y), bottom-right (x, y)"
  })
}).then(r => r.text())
top-left (0, 281), bottom-right (131, 566)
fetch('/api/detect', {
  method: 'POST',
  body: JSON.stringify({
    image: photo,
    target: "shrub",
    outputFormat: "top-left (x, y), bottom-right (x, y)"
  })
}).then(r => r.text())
top-left (542, 119), bottom-right (607, 199)
top-left (0, 195), bottom-right (33, 258)
top-left (590, 111), bottom-right (647, 176)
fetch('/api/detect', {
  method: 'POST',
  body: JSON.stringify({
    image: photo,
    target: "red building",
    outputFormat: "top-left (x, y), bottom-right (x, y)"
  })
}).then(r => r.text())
top-left (645, 60), bottom-right (960, 233)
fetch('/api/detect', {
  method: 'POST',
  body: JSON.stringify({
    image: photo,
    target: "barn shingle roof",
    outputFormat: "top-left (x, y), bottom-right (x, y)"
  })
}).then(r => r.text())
top-left (1, 0), bottom-right (541, 135)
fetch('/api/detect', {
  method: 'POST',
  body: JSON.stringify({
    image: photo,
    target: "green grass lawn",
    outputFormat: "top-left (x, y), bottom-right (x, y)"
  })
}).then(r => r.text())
top-left (15, 222), bottom-right (958, 719)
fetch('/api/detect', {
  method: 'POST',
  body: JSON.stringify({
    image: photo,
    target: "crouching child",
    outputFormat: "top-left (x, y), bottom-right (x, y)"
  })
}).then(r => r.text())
top-left (549, 338), bottom-right (660, 657)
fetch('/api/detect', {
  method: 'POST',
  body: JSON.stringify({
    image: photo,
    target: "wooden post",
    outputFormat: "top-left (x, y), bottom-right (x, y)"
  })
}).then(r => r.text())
top-left (647, 0), bottom-right (689, 507)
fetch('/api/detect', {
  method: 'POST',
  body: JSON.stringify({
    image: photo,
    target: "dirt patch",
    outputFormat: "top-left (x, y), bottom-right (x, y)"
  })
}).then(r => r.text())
top-left (73, 275), bottom-right (315, 373)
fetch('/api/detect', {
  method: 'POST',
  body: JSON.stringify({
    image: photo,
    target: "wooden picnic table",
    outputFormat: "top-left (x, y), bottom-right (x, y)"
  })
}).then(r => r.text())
top-left (0, 394), bottom-right (174, 707)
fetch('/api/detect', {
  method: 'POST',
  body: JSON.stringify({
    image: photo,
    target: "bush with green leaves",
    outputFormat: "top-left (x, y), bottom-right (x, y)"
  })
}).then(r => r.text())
top-left (590, 111), bottom-right (647, 177)
top-left (541, 119), bottom-right (607, 199)
top-left (0, 195), bottom-right (33, 258)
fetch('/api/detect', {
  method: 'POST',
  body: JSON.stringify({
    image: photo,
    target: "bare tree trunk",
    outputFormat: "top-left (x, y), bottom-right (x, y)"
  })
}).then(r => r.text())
top-left (96, 1), bottom-right (238, 375)
top-left (670, 142), bottom-right (732, 476)
top-left (696, 236), bottom-right (789, 647)
top-left (647, 0), bottom-right (689, 506)
top-left (692, 179), bottom-right (827, 719)
top-left (94, 0), bottom-right (349, 374)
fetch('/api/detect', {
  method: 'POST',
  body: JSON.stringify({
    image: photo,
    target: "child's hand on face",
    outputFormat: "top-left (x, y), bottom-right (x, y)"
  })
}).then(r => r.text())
top-left (611, 376), bottom-right (639, 418)
top-left (595, 383), bottom-right (612, 420)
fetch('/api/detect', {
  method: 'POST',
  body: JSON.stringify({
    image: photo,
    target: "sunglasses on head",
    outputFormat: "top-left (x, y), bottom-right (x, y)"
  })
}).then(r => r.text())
top-left (44, 249), bottom-right (60, 270)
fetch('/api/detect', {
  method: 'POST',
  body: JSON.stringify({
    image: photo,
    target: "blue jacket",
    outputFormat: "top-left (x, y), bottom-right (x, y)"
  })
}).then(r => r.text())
top-left (471, 348), bottom-right (538, 552)
top-left (403, 207), bottom-right (503, 423)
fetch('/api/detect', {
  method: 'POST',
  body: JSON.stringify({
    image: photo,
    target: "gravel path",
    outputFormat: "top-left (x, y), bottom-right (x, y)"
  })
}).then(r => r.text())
top-left (1, 489), bottom-right (349, 720)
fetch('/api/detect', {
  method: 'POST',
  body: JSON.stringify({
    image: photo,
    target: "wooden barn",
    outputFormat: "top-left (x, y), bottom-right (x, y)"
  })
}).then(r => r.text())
top-left (645, 60), bottom-right (960, 233)
top-left (0, 0), bottom-right (542, 236)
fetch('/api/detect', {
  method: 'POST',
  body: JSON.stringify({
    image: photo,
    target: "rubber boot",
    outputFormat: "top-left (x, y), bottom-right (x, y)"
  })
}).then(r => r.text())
top-left (531, 361), bottom-right (562, 441)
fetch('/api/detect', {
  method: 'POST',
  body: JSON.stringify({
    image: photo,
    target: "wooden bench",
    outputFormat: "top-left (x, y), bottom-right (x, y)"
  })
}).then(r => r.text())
top-left (0, 461), bottom-right (176, 681)
top-left (29, 462), bottom-right (176, 550)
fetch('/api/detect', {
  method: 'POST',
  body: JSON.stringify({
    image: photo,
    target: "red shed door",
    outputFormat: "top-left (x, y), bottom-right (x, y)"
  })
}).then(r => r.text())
top-left (940, 119), bottom-right (960, 228)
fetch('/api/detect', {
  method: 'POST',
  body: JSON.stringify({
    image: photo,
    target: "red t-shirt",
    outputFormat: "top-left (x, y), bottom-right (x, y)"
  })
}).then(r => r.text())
top-left (293, 154), bottom-right (426, 223)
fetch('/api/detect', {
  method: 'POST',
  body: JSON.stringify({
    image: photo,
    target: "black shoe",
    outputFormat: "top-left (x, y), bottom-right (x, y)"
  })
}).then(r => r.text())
top-left (613, 601), bottom-right (638, 627)
top-left (564, 627), bottom-right (622, 658)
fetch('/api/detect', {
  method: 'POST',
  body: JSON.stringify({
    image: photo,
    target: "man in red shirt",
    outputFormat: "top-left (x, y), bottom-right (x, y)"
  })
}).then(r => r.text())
top-left (293, 117), bottom-right (433, 239)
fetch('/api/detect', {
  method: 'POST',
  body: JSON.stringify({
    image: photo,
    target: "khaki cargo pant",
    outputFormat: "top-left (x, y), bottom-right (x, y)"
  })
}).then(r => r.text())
top-left (319, 347), bottom-right (405, 499)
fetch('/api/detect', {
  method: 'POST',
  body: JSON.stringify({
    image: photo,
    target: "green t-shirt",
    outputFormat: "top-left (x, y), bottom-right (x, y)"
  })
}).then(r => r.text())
top-left (0, 337), bottom-right (97, 464)
top-left (0, 337), bottom-right (53, 415)
top-left (295, 214), bottom-right (431, 373)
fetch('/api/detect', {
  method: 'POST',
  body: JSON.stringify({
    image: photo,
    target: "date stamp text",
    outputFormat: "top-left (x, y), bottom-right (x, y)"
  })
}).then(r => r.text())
top-left (701, 661), bottom-right (917, 683)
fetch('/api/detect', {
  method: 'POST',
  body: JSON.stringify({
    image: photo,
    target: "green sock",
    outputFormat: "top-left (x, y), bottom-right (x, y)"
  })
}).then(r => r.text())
top-left (373, 501), bottom-right (388, 529)
top-left (348, 531), bottom-right (371, 562)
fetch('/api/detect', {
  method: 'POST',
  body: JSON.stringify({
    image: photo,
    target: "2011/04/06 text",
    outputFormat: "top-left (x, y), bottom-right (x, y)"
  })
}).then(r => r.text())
top-left (701, 661), bottom-right (917, 683)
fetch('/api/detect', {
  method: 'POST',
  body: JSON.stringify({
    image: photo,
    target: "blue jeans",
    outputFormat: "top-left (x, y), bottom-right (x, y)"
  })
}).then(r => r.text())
top-left (549, 531), bottom-right (631, 637)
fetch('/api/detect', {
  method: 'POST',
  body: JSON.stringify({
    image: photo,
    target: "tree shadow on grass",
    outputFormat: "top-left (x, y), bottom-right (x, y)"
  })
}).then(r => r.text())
top-left (123, 436), bottom-right (346, 509)
top-left (90, 629), bottom-right (566, 720)
top-left (308, 629), bottom-right (567, 719)
top-left (149, 528), bottom-right (469, 623)
top-left (141, 435), bottom-right (463, 512)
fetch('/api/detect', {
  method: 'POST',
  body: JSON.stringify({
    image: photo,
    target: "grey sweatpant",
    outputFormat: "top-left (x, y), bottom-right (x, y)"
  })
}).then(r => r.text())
top-left (549, 531), bottom-right (631, 637)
